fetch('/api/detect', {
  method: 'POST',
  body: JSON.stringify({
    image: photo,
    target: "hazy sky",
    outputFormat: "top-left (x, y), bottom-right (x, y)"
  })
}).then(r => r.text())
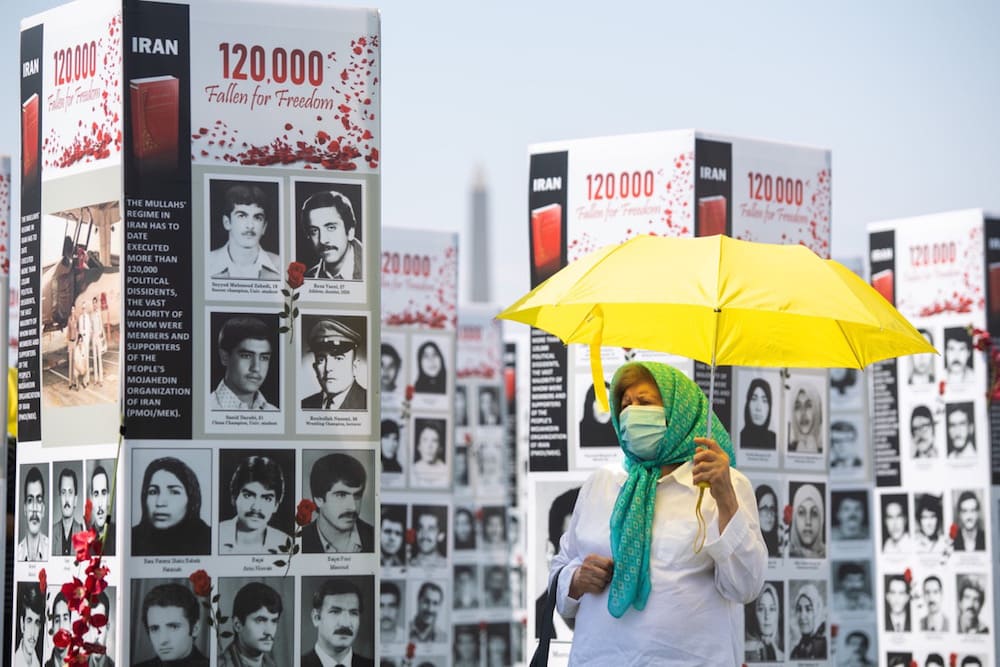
top-left (3, 0), bottom-right (999, 308)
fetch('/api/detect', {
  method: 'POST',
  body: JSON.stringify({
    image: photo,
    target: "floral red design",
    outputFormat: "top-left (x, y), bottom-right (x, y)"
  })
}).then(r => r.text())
top-left (279, 263), bottom-right (304, 342)
top-left (72, 527), bottom-right (99, 563)
top-left (287, 261), bottom-right (307, 289)
top-left (829, 623), bottom-right (838, 638)
top-left (967, 325), bottom-right (1000, 402)
top-left (782, 504), bottom-right (793, 526)
top-left (903, 568), bottom-right (912, 585)
top-left (405, 528), bottom-right (416, 545)
top-left (938, 380), bottom-right (947, 396)
top-left (296, 499), bottom-right (318, 527)
top-left (189, 569), bottom-right (212, 597)
top-left (406, 642), bottom-right (416, 659)
top-left (38, 568), bottom-right (47, 595)
top-left (405, 384), bottom-right (415, 402)
top-left (950, 653), bottom-right (957, 667)
top-left (949, 522), bottom-right (959, 541)
top-left (84, 498), bottom-right (93, 527)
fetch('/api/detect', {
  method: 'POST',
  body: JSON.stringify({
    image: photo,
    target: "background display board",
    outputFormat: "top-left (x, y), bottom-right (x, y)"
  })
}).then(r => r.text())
top-left (525, 130), bottom-right (835, 665)
top-left (14, 2), bottom-right (381, 666)
top-left (868, 210), bottom-right (997, 667)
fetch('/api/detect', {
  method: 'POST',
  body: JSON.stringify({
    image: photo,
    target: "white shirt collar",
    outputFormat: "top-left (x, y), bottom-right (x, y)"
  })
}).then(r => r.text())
top-left (314, 642), bottom-right (352, 667)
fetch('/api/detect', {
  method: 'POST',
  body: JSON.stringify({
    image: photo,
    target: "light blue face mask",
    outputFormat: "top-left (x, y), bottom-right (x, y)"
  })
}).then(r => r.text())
top-left (618, 405), bottom-right (667, 460)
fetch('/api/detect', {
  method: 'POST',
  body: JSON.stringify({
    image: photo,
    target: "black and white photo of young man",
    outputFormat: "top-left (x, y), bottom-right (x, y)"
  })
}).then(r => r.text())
top-left (218, 450), bottom-right (295, 555)
top-left (209, 313), bottom-right (280, 411)
top-left (207, 179), bottom-right (281, 281)
top-left (217, 577), bottom-right (294, 667)
top-left (295, 181), bottom-right (364, 281)
top-left (301, 450), bottom-right (376, 554)
top-left (17, 463), bottom-right (49, 562)
top-left (300, 575), bottom-right (375, 666)
top-left (130, 579), bottom-right (209, 667)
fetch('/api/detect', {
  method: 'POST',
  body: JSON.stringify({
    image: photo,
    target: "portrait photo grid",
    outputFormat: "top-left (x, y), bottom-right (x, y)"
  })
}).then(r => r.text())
top-left (869, 217), bottom-right (995, 666)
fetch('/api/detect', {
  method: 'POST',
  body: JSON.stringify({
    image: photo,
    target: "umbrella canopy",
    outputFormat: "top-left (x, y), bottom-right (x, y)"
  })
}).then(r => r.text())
top-left (499, 234), bottom-right (935, 410)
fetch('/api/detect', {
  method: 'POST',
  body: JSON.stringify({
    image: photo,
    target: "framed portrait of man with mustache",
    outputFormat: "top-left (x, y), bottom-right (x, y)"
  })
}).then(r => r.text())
top-left (217, 577), bottom-right (294, 667)
top-left (51, 460), bottom-right (83, 558)
top-left (294, 181), bottom-right (365, 283)
top-left (301, 449), bottom-right (376, 554)
top-left (218, 449), bottom-right (295, 555)
top-left (206, 177), bottom-right (282, 282)
top-left (300, 575), bottom-right (375, 667)
top-left (17, 463), bottom-right (50, 562)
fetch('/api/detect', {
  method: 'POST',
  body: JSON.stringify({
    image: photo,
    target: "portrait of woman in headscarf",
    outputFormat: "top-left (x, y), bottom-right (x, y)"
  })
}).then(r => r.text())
top-left (755, 484), bottom-right (781, 558)
top-left (132, 456), bottom-right (212, 556)
top-left (787, 383), bottom-right (824, 454)
top-left (549, 361), bottom-right (767, 664)
top-left (740, 378), bottom-right (777, 450)
top-left (414, 340), bottom-right (447, 394)
top-left (790, 581), bottom-right (827, 659)
top-left (578, 381), bottom-right (616, 448)
top-left (744, 581), bottom-right (784, 662)
top-left (789, 482), bottom-right (826, 559)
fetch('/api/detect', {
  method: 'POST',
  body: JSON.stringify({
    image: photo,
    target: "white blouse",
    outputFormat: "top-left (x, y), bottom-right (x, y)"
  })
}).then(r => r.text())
top-left (551, 461), bottom-right (767, 666)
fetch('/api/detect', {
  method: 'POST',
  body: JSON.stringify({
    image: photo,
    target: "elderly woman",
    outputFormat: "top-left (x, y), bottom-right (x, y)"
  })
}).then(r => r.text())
top-left (550, 362), bottom-right (767, 664)
top-left (789, 483), bottom-right (826, 558)
top-left (132, 457), bottom-right (212, 556)
top-left (788, 384), bottom-right (823, 453)
top-left (745, 582), bottom-right (784, 662)
top-left (740, 378), bottom-right (776, 450)
top-left (790, 582), bottom-right (827, 659)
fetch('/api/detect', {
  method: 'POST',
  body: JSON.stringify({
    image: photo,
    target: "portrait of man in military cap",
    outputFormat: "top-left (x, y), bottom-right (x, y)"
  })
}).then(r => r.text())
top-left (301, 314), bottom-right (368, 411)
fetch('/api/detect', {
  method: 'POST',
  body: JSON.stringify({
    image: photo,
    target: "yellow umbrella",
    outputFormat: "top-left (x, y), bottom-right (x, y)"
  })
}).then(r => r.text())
top-left (499, 234), bottom-right (935, 417)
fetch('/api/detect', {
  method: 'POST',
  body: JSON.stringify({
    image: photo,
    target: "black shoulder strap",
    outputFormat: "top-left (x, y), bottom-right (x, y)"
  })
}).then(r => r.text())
top-left (530, 565), bottom-right (566, 667)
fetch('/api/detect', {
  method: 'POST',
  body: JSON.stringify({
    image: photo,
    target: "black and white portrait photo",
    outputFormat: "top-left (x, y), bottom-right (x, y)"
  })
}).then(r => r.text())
top-left (408, 580), bottom-right (449, 646)
top-left (828, 368), bottom-right (862, 411)
top-left (453, 506), bottom-right (477, 551)
top-left (786, 379), bottom-right (825, 455)
top-left (454, 445), bottom-right (470, 489)
top-left (301, 449), bottom-right (376, 554)
top-left (484, 623), bottom-right (511, 667)
top-left (131, 450), bottom-right (212, 556)
top-left (412, 338), bottom-right (448, 397)
top-left (952, 489), bottom-right (985, 552)
top-left (832, 561), bottom-right (873, 612)
top-left (944, 326), bottom-right (974, 385)
top-left (87, 458), bottom-right (116, 556)
top-left (409, 504), bottom-right (448, 567)
top-left (955, 574), bottom-right (991, 635)
top-left (295, 181), bottom-right (365, 282)
top-left (946, 402), bottom-right (976, 459)
top-left (206, 178), bottom-right (281, 281)
top-left (739, 375), bottom-right (778, 450)
top-left (788, 481), bottom-right (826, 559)
top-left (218, 450), bottom-right (295, 555)
top-left (300, 575), bottom-right (375, 666)
top-left (577, 379), bottom-right (616, 448)
top-left (453, 565), bottom-right (480, 610)
top-left (831, 489), bottom-right (869, 542)
top-left (380, 504), bottom-right (407, 567)
top-left (886, 652), bottom-right (913, 667)
top-left (884, 573), bottom-right (911, 632)
top-left (411, 417), bottom-right (449, 488)
top-left (788, 580), bottom-right (827, 660)
top-left (880, 493), bottom-right (911, 554)
top-left (380, 338), bottom-right (404, 402)
top-left (753, 482), bottom-right (781, 558)
top-left (46, 586), bottom-right (115, 667)
top-left (829, 418), bottom-right (863, 470)
top-left (130, 578), bottom-right (210, 666)
top-left (473, 435), bottom-right (505, 491)
top-left (453, 624), bottom-right (480, 667)
top-left (909, 404), bottom-right (938, 458)
top-left (14, 582), bottom-right (44, 667)
top-left (833, 628), bottom-right (873, 667)
top-left (908, 328), bottom-right (936, 387)
top-left (17, 463), bottom-right (49, 562)
top-left (480, 505), bottom-right (507, 549)
top-left (477, 385), bottom-right (501, 427)
top-left (300, 314), bottom-right (369, 411)
top-left (744, 581), bottom-right (783, 662)
top-left (380, 580), bottom-right (406, 644)
top-left (209, 311), bottom-right (280, 412)
top-left (531, 478), bottom-right (584, 639)
top-left (920, 575), bottom-right (948, 632)
top-left (380, 414), bottom-right (406, 478)
top-left (482, 564), bottom-right (510, 608)
top-left (217, 577), bottom-right (294, 667)
top-left (454, 385), bottom-right (469, 427)
top-left (913, 493), bottom-right (947, 554)
top-left (51, 460), bottom-right (83, 558)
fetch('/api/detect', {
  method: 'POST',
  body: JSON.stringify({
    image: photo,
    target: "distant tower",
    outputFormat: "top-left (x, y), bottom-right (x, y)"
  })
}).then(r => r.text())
top-left (469, 165), bottom-right (491, 302)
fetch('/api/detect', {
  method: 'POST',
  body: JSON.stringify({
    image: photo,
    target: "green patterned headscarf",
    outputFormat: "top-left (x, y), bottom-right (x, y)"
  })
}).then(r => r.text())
top-left (606, 361), bottom-right (735, 618)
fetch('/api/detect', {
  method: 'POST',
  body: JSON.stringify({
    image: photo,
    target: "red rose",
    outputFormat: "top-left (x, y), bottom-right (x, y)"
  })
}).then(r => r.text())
top-left (910, 661), bottom-right (917, 667)
top-left (782, 505), bottom-right (793, 526)
top-left (405, 385), bottom-right (415, 402)
top-left (84, 498), bottom-right (93, 527)
top-left (903, 568), bottom-right (912, 585)
top-left (949, 522), bottom-right (959, 541)
top-left (938, 380), bottom-right (946, 396)
top-left (189, 569), bottom-right (212, 597)
top-left (829, 623), bottom-right (838, 638)
top-left (38, 569), bottom-right (47, 595)
top-left (287, 261), bottom-right (307, 289)
top-left (950, 653), bottom-right (958, 667)
top-left (405, 642), bottom-right (416, 659)
top-left (405, 528), bottom-right (416, 545)
top-left (72, 528), bottom-right (99, 563)
top-left (296, 499), bottom-right (318, 527)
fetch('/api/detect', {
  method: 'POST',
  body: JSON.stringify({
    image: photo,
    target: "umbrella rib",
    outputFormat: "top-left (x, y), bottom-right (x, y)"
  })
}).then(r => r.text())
top-left (834, 318), bottom-right (866, 369)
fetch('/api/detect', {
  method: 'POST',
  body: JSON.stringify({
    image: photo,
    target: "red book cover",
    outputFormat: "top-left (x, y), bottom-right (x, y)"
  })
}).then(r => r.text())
top-left (21, 94), bottom-right (38, 180)
top-left (129, 75), bottom-right (179, 171)
top-left (531, 203), bottom-right (562, 277)
top-left (697, 195), bottom-right (727, 237)
top-left (871, 269), bottom-right (894, 305)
